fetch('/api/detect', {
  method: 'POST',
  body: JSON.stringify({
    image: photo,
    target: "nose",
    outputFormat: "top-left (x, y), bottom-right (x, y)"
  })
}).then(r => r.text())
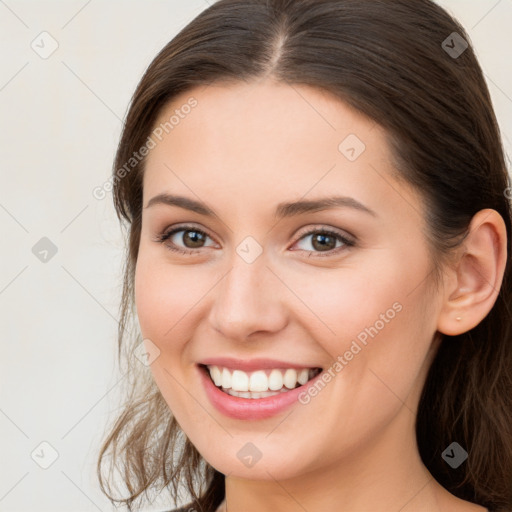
top-left (208, 252), bottom-right (288, 341)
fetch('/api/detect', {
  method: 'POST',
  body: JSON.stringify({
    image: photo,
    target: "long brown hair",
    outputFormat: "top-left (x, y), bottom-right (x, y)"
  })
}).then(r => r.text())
top-left (97, 1), bottom-right (512, 511)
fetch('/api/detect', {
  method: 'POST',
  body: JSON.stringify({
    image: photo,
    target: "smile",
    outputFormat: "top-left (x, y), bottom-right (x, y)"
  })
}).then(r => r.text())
top-left (197, 363), bottom-right (325, 420)
top-left (205, 365), bottom-right (323, 398)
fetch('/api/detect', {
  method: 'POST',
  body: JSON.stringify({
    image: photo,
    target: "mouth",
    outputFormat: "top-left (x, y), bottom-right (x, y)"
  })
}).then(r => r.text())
top-left (198, 364), bottom-right (323, 399)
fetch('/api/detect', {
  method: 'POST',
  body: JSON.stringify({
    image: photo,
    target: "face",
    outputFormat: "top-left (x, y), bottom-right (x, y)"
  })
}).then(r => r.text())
top-left (134, 79), bottom-right (443, 481)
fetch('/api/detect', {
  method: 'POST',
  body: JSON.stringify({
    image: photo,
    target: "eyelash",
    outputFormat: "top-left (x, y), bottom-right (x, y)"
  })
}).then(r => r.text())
top-left (154, 223), bottom-right (356, 258)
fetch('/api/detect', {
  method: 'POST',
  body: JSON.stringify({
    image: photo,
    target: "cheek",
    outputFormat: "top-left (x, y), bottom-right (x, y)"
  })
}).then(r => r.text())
top-left (134, 254), bottom-right (208, 420)
top-left (287, 259), bottom-right (406, 346)
top-left (134, 252), bottom-right (212, 344)
top-left (290, 247), bottom-right (435, 379)
top-left (280, 259), bottom-right (435, 454)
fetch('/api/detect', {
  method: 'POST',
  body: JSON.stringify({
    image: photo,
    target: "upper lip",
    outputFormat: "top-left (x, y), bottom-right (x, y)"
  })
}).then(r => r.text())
top-left (198, 357), bottom-right (323, 372)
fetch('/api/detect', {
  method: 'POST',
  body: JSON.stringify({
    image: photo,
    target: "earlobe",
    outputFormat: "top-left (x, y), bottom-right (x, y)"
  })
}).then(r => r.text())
top-left (437, 208), bottom-right (508, 336)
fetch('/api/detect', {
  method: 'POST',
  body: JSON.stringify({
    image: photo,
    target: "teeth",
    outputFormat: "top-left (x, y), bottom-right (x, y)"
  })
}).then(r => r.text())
top-left (221, 367), bottom-right (231, 389)
top-left (232, 370), bottom-right (249, 391)
top-left (210, 366), bottom-right (222, 386)
top-left (297, 368), bottom-right (309, 385)
top-left (206, 365), bottom-right (320, 393)
top-left (249, 370), bottom-right (268, 392)
top-left (226, 388), bottom-right (290, 399)
top-left (283, 369), bottom-right (298, 389)
top-left (268, 369), bottom-right (283, 390)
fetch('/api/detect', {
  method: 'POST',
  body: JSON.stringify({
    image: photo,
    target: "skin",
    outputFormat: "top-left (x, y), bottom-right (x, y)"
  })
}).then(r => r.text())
top-left (134, 79), bottom-right (507, 512)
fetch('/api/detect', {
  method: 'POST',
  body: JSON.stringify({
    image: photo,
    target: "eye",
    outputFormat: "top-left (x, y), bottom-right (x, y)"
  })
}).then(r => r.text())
top-left (154, 224), bottom-right (355, 258)
top-left (291, 226), bottom-right (355, 257)
top-left (154, 224), bottom-right (216, 255)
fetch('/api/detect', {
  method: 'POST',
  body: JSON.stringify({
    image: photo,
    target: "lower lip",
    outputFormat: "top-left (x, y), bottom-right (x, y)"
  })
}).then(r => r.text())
top-left (198, 365), bottom-right (323, 420)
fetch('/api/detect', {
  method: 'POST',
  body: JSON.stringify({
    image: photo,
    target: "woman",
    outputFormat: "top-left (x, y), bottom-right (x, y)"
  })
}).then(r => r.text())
top-left (97, 1), bottom-right (512, 511)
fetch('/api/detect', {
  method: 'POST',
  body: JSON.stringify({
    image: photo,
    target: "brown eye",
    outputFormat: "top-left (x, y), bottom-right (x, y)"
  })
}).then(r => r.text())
top-left (310, 233), bottom-right (338, 251)
top-left (178, 229), bottom-right (207, 248)
top-left (156, 225), bottom-right (216, 255)
top-left (292, 228), bottom-right (355, 257)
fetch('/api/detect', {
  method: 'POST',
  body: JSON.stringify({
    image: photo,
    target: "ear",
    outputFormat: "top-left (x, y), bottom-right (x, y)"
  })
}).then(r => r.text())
top-left (437, 208), bottom-right (508, 336)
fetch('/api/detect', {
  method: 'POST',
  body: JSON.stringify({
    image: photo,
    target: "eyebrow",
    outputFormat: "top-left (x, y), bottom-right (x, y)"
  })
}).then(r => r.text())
top-left (144, 193), bottom-right (377, 218)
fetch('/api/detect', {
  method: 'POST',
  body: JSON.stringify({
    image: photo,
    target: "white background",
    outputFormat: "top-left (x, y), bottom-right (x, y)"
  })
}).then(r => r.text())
top-left (0, 1), bottom-right (511, 511)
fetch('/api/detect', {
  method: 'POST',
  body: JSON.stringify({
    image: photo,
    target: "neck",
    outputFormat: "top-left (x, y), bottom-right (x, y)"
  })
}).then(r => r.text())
top-left (221, 405), bottom-right (447, 512)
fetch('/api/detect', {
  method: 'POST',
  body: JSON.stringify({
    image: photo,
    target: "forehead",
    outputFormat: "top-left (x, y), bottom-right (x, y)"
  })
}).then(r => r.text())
top-left (142, 80), bottom-right (421, 224)
top-left (147, 80), bottom-right (377, 167)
